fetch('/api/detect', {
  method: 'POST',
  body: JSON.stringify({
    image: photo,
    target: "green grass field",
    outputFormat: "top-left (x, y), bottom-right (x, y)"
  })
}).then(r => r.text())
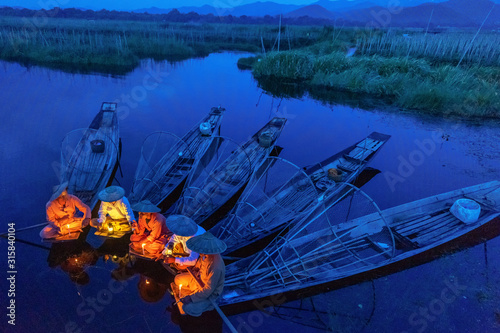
top-left (0, 16), bottom-right (319, 74)
top-left (251, 28), bottom-right (500, 118)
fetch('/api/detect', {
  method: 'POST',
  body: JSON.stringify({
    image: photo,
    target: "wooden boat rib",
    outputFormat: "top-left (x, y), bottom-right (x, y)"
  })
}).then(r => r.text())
top-left (212, 132), bottom-right (390, 254)
top-left (60, 102), bottom-right (120, 210)
top-left (130, 107), bottom-right (225, 207)
top-left (177, 117), bottom-right (287, 224)
top-left (218, 180), bottom-right (500, 312)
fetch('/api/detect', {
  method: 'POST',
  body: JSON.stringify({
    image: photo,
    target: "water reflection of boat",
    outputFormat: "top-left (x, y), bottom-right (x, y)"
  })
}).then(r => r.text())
top-left (212, 132), bottom-right (390, 255)
top-left (60, 102), bottom-right (121, 211)
top-left (220, 181), bottom-right (500, 312)
top-left (130, 107), bottom-right (225, 210)
top-left (47, 230), bottom-right (98, 285)
top-left (177, 117), bottom-right (287, 226)
top-left (95, 236), bottom-right (135, 280)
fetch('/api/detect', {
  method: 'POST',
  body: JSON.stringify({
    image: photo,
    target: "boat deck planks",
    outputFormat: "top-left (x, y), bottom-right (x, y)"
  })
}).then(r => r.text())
top-left (61, 104), bottom-right (119, 210)
top-left (132, 107), bottom-right (224, 205)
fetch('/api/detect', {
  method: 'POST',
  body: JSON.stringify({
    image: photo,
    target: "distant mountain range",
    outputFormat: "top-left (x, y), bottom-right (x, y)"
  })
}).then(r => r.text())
top-left (2, 0), bottom-right (499, 28)
top-left (131, 0), bottom-right (500, 28)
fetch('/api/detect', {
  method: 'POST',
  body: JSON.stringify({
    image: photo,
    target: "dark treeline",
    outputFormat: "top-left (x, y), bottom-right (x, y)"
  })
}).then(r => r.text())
top-left (0, 7), bottom-right (333, 26)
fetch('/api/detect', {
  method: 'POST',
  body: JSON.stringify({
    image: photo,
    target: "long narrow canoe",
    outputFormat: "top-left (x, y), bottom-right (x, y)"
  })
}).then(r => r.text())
top-left (213, 132), bottom-right (390, 254)
top-left (219, 181), bottom-right (500, 313)
top-left (130, 107), bottom-right (225, 208)
top-left (177, 117), bottom-right (287, 225)
top-left (60, 102), bottom-right (120, 211)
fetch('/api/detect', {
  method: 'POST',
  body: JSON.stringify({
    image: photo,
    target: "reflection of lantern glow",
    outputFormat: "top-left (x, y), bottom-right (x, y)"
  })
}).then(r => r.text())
top-left (179, 284), bottom-right (182, 299)
top-left (142, 243), bottom-right (146, 255)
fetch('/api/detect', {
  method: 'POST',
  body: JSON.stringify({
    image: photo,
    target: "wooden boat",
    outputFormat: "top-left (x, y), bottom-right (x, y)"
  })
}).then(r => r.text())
top-left (42, 232), bottom-right (81, 243)
top-left (177, 117), bottom-right (287, 226)
top-left (212, 132), bottom-right (390, 254)
top-left (129, 244), bottom-right (160, 261)
top-left (94, 219), bottom-right (131, 239)
top-left (130, 107), bottom-right (225, 209)
top-left (43, 103), bottom-right (120, 243)
top-left (219, 181), bottom-right (500, 313)
top-left (60, 102), bottom-right (121, 211)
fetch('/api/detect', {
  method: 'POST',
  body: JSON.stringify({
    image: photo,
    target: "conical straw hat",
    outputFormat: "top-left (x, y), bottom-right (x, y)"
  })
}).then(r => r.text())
top-left (131, 200), bottom-right (161, 213)
top-left (186, 232), bottom-right (227, 254)
top-left (165, 215), bottom-right (198, 237)
top-left (98, 186), bottom-right (125, 202)
top-left (50, 182), bottom-right (69, 201)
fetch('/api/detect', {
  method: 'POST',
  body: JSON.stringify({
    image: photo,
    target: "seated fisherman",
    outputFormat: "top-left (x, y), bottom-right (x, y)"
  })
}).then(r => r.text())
top-left (93, 186), bottom-right (135, 232)
top-left (173, 232), bottom-right (226, 317)
top-left (40, 182), bottom-right (91, 239)
top-left (162, 215), bottom-right (205, 270)
top-left (130, 200), bottom-right (171, 255)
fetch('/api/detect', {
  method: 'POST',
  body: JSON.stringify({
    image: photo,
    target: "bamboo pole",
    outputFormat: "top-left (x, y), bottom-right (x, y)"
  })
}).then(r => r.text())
top-left (457, 3), bottom-right (496, 67)
top-left (277, 14), bottom-right (281, 52)
top-left (0, 222), bottom-right (48, 236)
top-left (210, 299), bottom-right (238, 333)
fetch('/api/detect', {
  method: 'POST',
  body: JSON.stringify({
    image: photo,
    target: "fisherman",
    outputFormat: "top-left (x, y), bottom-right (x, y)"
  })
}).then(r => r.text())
top-left (41, 182), bottom-right (91, 239)
top-left (130, 200), bottom-right (171, 255)
top-left (174, 232), bottom-right (226, 317)
top-left (161, 215), bottom-right (205, 270)
top-left (92, 186), bottom-right (135, 232)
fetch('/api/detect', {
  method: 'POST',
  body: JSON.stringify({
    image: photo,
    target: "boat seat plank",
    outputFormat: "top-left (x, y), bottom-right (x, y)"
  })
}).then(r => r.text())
top-left (414, 222), bottom-right (464, 246)
top-left (397, 213), bottom-right (453, 236)
top-left (355, 139), bottom-right (383, 151)
top-left (394, 211), bottom-right (450, 234)
top-left (391, 214), bottom-right (433, 229)
top-left (337, 160), bottom-right (360, 173)
top-left (408, 215), bottom-right (458, 239)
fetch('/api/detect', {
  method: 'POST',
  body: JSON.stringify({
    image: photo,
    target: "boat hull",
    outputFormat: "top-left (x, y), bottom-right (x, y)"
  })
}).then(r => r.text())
top-left (220, 215), bottom-right (500, 315)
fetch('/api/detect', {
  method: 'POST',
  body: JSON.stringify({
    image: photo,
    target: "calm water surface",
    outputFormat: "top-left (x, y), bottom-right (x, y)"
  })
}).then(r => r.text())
top-left (1, 53), bottom-right (499, 332)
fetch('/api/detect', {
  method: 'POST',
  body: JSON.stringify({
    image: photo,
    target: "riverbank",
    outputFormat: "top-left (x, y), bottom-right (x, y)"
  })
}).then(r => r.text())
top-left (251, 49), bottom-right (500, 118)
top-left (245, 28), bottom-right (500, 119)
top-left (0, 16), bottom-right (319, 74)
top-left (2, 14), bottom-right (498, 118)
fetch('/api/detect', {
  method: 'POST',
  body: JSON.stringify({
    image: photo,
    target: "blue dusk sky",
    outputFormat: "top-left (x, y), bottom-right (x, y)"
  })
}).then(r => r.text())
top-left (0, 0), bottom-right (448, 11)
top-left (2, 0), bottom-right (315, 10)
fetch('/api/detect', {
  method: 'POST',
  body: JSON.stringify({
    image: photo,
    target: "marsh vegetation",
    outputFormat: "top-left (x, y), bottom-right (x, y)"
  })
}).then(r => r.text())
top-left (1, 15), bottom-right (498, 117)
